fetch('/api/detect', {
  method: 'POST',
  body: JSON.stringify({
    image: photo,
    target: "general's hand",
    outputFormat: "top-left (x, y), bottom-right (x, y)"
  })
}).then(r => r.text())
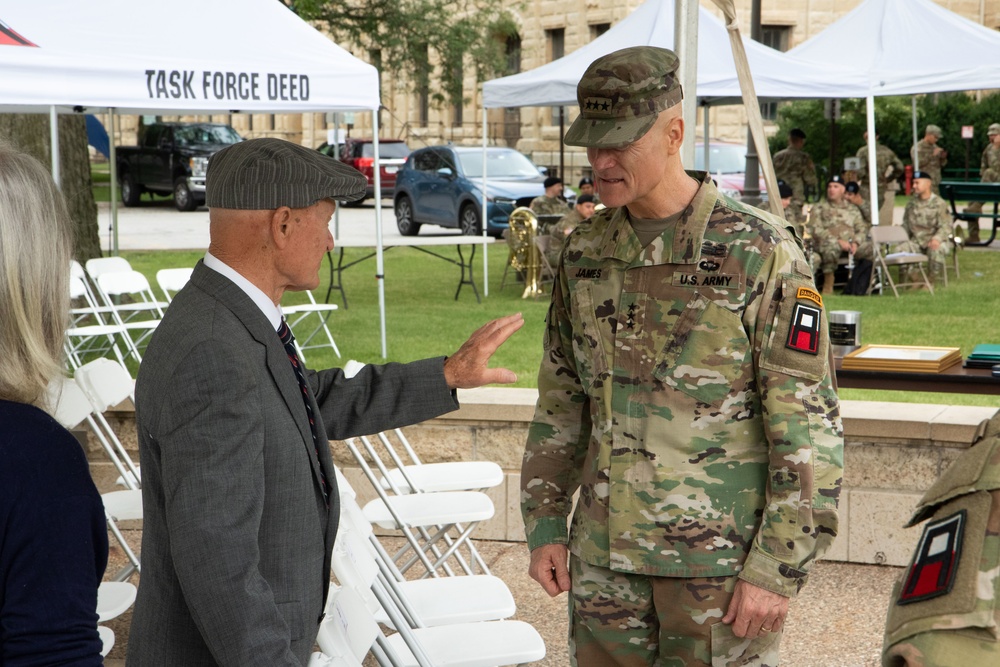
top-left (528, 544), bottom-right (570, 597)
top-left (721, 580), bottom-right (790, 638)
top-left (443, 313), bottom-right (524, 389)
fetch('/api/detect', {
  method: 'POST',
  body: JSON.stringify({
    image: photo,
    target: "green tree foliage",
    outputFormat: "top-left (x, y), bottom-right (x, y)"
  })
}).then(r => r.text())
top-left (290, 0), bottom-right (518, 108)
top-left (769, 93), bottom-right (1000, 180)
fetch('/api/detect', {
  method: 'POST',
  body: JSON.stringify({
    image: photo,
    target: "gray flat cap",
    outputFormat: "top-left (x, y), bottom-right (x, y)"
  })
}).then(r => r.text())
top-left (206, 137), bottom-right (366, 209)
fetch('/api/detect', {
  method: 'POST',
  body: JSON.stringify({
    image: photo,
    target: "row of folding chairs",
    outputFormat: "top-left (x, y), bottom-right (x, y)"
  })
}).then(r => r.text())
top-left (46, 358), bottom-right (144, 658)
top-left (311, 474), bottom-right (546, 667)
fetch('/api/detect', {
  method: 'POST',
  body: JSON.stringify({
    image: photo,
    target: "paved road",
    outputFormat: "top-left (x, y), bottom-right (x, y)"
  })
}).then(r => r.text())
top-left (101, 198), bottom-right (471, 253)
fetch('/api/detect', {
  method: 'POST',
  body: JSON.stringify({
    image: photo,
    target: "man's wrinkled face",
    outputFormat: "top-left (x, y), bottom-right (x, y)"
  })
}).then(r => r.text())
top-left (283, 198), bottom-right (336, 292)
top-left (586, 112), bottom-right (676, 213)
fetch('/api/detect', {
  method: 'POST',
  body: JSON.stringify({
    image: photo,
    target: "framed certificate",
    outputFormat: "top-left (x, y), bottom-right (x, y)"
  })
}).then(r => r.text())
top-left (841, 345), bottom-right (962, 373)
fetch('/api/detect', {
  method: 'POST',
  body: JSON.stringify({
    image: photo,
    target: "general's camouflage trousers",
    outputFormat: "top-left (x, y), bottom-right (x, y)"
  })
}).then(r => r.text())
top-left (569, 555), bottom-right (782, 667)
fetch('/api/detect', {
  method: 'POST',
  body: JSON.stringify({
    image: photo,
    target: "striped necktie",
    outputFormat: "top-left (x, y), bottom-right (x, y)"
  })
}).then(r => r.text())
top-left (277, 318), bottom-right (329, 507)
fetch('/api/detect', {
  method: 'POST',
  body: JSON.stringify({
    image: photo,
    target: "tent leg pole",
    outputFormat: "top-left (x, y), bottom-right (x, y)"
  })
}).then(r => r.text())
top-left (482, 106), bottom-right (489, 297)
top-left (49, 106), bottom-right (60, 188)
top-left (109, 108), bottom-right (119, 256)
top-left (866, 96), bottom-right (880, 226)
top-left (372, 110), bottom-right (387, 359)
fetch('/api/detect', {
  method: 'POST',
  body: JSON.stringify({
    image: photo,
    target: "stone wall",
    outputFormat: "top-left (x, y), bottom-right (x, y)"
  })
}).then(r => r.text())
top-left (89, 387), bottom-right (999, 567)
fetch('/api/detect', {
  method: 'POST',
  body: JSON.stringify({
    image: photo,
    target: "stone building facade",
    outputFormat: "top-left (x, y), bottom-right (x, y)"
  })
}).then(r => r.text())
top-left (105, 0), bottom-right (1000, 187)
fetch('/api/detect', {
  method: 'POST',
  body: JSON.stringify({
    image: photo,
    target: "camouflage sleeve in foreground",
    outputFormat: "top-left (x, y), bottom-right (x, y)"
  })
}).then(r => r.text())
top-left (522, 177), bottom-right (843, 598)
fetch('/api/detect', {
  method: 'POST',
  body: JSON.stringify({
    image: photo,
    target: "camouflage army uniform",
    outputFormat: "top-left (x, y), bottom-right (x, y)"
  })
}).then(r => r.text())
top-left (963, 141), bottom-right (1000, 242)
top-left (531, 194), bottom-right (570, 218)
top-left (900, 194), bottom-right (953, 279)
top-left (546, 209), bottom-right (586, 267)
top-left (857, 142), bottom-right (904, 208)
top-left (911, 140), bottom-right (948, 195)
top-left (810, 199), bottom-right (872, 274)
top-left (522, 172), bottom-right (844, 665)
top-left (882, 423), bottom-right (1000, 666)
top-left (773, 146), bottom-right (818, 227)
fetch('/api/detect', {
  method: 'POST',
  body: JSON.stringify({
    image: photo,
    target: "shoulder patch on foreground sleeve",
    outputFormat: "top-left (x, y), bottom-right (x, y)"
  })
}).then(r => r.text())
top-left (759, 275), bottom-right (829, 382)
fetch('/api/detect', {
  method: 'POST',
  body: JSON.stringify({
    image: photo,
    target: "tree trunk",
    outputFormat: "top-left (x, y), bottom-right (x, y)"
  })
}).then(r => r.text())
top-left (0, 113), bottom-right (102, 261)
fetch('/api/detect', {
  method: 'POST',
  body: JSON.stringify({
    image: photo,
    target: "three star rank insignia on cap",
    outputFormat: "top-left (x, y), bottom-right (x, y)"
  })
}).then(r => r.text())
top-left (785, 287), bottom-right (823, 356)
top-left (583, 97), bottom-right (613, 115)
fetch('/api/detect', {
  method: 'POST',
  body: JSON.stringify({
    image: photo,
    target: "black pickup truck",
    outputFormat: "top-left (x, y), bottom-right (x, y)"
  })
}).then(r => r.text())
top-left (117, 122), bottom-right (243, 211)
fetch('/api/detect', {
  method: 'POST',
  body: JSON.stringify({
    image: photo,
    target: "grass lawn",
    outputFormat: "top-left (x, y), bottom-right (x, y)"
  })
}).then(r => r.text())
top-left (120, 244), bottom-right (1000, 407)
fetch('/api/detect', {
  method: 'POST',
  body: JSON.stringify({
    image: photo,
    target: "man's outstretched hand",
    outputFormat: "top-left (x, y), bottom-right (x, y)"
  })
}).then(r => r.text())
top-left (443, 313), bottom-right (524, 389)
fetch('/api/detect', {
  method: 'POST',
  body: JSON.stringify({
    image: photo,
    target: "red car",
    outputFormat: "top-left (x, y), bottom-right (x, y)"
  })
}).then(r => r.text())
top-left (694, 141), bottom-right (768, 202)
top-left (318, 138), bottom-right (411, 205)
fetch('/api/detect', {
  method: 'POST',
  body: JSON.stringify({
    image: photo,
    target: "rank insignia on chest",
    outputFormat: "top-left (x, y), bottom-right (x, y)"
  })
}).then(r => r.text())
top-left (897, 510), bottom-right (965, 605)
top-left (785, 302), bottom-right (821, 355)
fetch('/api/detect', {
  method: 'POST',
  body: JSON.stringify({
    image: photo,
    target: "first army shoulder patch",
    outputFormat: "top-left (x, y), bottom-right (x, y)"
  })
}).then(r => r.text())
top-left (785, 288), bottom-right (823, 355)
top-left (897, 510), bottom-right (965, 605)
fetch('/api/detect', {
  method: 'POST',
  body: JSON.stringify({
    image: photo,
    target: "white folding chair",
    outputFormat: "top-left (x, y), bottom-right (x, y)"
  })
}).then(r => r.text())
top-left (92, 271), bottom-right (166, 359)
top-left (318, 521), bottom-right (546, 667)
top-left (73, 358), bottom-right (141, 489)
top-left (343, 437), bottom-right (495, 578)
top-left (870, 225), bottom-right (935, 297)
top-left (97, 581), bottom-right (137, 622)
top-left (338, 493), bottom-right (516, 629)
top-left (156, 267), bottom-right (194, 302)
top-left (98, 626), bottom-right (115, 658)
top-left (85, 256), bottom-right (133, 280)
top-left (368, 429), bottom-right (504, 495)
top-left (281, 290), bottom-right (341, 360)
top-left (66, 274), bottom-right (132, 369)
top-left (46, 376), bottom-right (142, 581)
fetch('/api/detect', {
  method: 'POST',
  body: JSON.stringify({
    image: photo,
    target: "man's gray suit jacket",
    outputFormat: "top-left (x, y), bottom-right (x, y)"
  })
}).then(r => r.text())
top-left (126, 262), bottom-right (458, 666)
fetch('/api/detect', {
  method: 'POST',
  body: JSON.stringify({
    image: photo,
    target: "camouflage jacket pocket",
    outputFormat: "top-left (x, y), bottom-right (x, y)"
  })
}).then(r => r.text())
top-left (652, 293), bottom-right (749, 405)
top-left (570, 282), bottom-right (610, 392)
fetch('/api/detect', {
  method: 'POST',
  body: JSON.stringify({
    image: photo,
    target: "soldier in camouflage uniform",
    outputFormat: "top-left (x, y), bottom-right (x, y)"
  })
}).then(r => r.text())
top-left (911, 125), bottom-right (948, 196)
top-left (531, 176), bottom-right (570, 218)
top-left (899, 171), bottom-right (953, 284)
top-left (578, 176), bottom-right (603, 206)
top-left (962, 122), bottom-right (1000, 243)
top-left (809, 175), bottom-right (872, 295)
top-left (546, 194), bottom-right (595, 267)
top-left (520, 45), bottom-right (844, 667)
top-left (772, 128), bottom-right (818, 231)
top-left (882, 418), bottom-right (1000, 666)
top-left (857, 132), bottom-right (904, 209)
top-left (844, 181), bottom-right (872, 225)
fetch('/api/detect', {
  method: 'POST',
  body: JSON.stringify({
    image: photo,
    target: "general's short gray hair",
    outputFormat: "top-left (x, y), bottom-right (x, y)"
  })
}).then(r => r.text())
top-left (0, 143), bottom-right (73, 406)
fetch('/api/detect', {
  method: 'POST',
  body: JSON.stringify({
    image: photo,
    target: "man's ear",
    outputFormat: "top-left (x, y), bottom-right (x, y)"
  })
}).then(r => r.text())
top-left (269, 207), bottom-right (294, 249)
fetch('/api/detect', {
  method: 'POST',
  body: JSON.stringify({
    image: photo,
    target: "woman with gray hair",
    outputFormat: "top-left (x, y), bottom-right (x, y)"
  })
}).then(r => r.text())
top-left (0, 145), bottom-right (108, 664)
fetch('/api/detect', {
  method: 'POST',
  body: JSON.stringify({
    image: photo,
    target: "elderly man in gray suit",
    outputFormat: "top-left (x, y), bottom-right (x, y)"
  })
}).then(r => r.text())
top-left (126, 138), bottom-right (524, 666)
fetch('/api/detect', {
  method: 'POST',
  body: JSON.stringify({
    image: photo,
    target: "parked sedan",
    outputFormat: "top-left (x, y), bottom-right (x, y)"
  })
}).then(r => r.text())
top-left (393, 146), bottom-right (547, 237)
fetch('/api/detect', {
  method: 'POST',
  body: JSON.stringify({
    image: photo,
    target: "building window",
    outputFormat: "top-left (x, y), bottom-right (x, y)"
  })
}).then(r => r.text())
top-left (590, 23), bottom-right (611, 40)
top-left (505, 34), bottom-right (521, 75)
top-left (547, 28), bottom-right (565, 125)
top-left (759, 26), bottom-right (791, 120)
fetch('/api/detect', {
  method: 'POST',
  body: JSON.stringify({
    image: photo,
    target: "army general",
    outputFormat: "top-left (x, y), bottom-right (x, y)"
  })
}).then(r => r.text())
top-left (520, 46), bottom-right (844, 667)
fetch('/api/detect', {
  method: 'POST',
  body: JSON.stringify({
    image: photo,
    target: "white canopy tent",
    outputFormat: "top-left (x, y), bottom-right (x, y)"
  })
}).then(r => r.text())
top-left (482, 0), bottom-right (860, 109)
top-left (787, 0), bottom-right (1000, 223)
top-left (0, 0), bottom-right (398, 356)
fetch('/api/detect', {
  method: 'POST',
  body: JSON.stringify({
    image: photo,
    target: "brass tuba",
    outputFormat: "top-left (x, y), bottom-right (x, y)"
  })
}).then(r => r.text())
top-left (507, 207), bottom-right (544, 298)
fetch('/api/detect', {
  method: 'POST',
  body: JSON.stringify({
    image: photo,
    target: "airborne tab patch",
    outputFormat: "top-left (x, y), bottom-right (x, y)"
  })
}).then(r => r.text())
top-left (796, 286), bottom-right (823, 308)
top-left (898, 510), bottom-right (965, 605)
top-left (785, 303), bottom-right (821, 355)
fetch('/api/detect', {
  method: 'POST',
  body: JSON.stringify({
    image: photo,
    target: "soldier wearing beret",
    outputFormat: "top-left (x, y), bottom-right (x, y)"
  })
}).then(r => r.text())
top-left (911, 125), bottom-right (948, 195)
top-left (520, 46), bottom-right (843, 667)
top-left (962, 122), bottom-right (1000, 243)
top-left (531, 176), bottom-right (570, 217)
top-left (809, 175), bottom-right (872, 295)
top-left (882, 422), bottom-right (1000, 666)
top-left (127, 138), bottom-right (523, 665)
top-left (578, 176), bottom-right (602, 206)
top-left (899, 170), bottom-right (953, 285)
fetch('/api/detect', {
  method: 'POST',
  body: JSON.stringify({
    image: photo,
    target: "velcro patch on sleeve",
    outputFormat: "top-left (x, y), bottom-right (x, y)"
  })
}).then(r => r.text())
top-left (897, 510), bottom-right (965, 606)
top-left (786, 303), bottom-right (821, 355)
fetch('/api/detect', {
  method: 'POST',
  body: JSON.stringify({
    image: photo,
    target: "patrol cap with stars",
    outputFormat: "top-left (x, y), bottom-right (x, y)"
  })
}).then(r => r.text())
top-left (989, 122), bottom-right (1000, 136)
top-left (912, 170), bottom-right (932, 180)
top-left (564, 46), bottom-right (683, 149)
top-left (206, 137), bottom-right (366, 210)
